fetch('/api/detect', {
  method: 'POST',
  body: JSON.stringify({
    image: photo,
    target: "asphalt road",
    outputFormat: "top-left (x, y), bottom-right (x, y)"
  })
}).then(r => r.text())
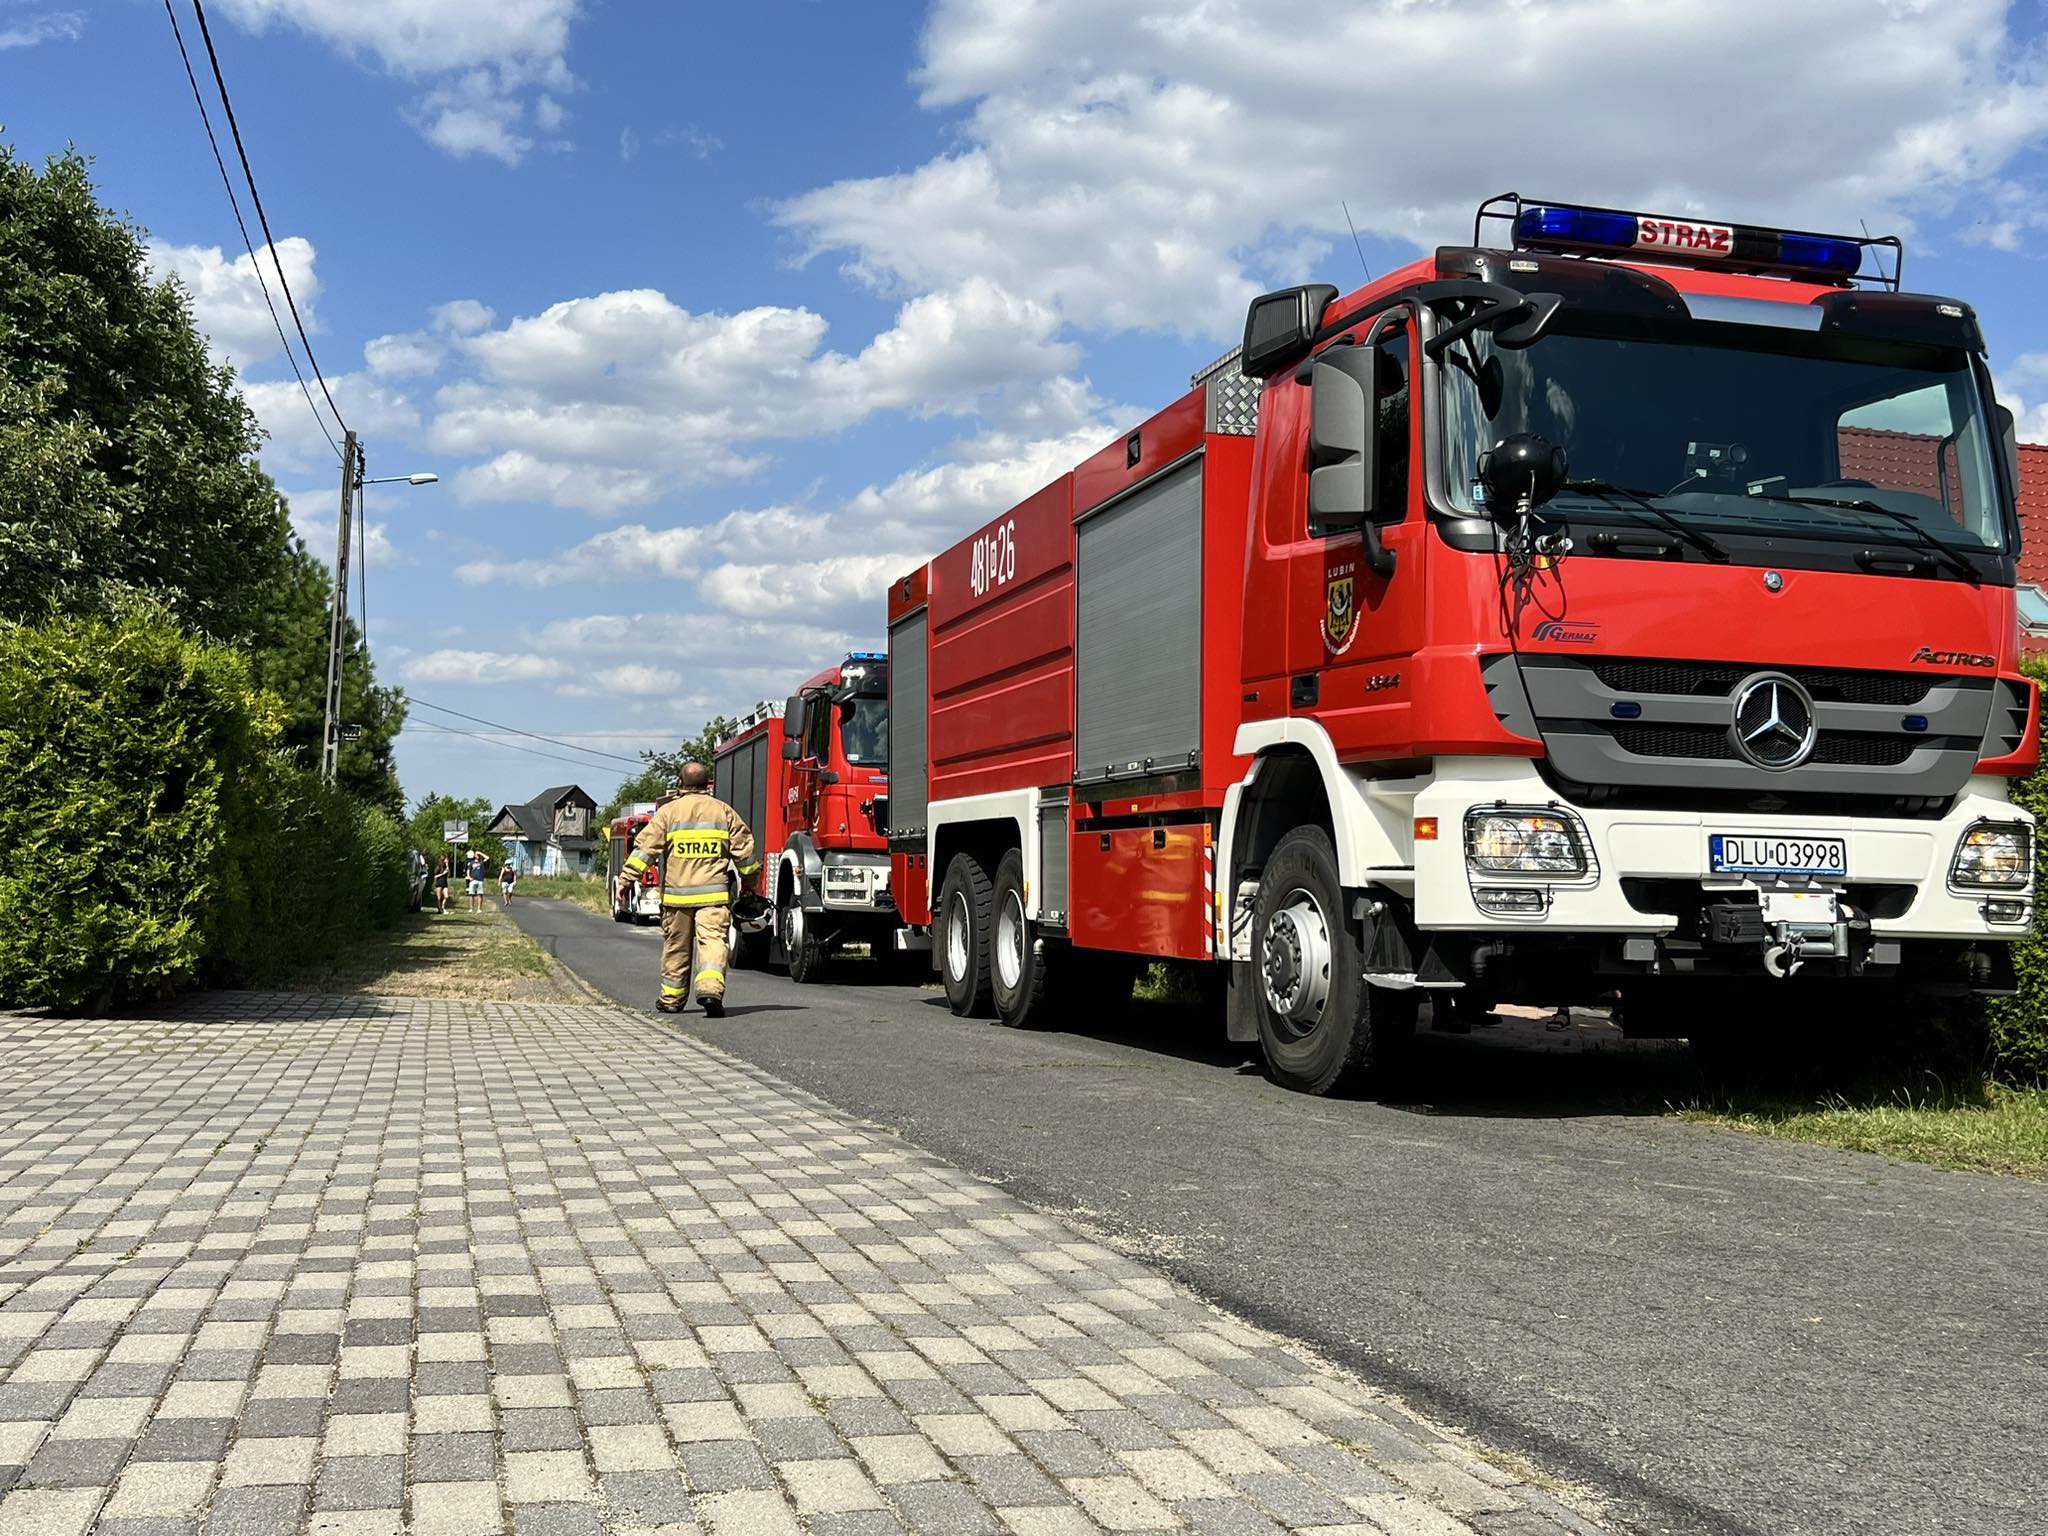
top-left (510, 897), bottom-right (2048, 1536)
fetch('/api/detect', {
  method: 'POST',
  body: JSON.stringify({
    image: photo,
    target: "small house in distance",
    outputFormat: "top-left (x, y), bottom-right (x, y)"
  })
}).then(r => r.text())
top-left (486, 784), bottom-right (600, 876)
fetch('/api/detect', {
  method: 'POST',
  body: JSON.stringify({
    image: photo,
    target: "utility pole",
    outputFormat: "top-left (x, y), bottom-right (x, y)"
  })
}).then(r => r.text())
top-left (321, 430), bottom-right (361, 782)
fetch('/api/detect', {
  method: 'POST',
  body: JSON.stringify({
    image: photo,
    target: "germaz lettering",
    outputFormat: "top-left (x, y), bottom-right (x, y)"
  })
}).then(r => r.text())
top-left (1533, 620), bottom-right (1600, 644)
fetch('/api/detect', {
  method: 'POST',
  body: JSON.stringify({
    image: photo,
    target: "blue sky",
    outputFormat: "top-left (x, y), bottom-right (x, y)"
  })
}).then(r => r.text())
top-left (12, 0), bottom-right (2048, 812)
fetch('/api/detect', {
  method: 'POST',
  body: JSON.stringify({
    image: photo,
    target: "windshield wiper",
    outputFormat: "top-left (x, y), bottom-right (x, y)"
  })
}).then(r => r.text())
top-left (1749, 492), bottom-right (1981, 586)
top-left (1560, 480), bottom-right (1729, 562)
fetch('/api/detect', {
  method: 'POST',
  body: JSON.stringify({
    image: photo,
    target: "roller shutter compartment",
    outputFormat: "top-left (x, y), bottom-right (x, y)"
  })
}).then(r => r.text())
top-left (1075, 458), bottom-right (1203, 784)
top-left (888, 608), bottom-right (929, 838)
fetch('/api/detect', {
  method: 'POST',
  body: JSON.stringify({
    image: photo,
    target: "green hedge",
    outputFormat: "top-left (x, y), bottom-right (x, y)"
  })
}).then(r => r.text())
top-left (0, 613), bottom-right (409, 1010)
top-left (1979, 653), bottom-right (2048, 1085)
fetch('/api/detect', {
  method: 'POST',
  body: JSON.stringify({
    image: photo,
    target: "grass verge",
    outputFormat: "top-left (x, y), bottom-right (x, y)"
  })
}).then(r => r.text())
top-left (277, 904), bottom-right (577, 1002)
top-left (512, 873), bottom-right (609, 916)
top-left (1678, 1077), bottom-right (2048, 1180)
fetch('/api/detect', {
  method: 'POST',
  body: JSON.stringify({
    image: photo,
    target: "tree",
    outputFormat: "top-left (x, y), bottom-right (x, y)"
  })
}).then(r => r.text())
top-left (640, 715), bottom-right (738, 784)
top-left (0, 144), bottom-right (405, 811)
top-left (0, 146), bottom-right (288, 638)
top-left (601, 763), bottom-right (673, 824)
top-left (405, 793), bottom-right (506, 871)
top-left (246, 536), bottom-right (406, 813)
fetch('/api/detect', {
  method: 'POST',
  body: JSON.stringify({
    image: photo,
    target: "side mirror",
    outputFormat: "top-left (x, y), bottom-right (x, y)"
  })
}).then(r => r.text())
top-left (1478, 433), bottom-right (1568, 516)
top-left (1306, 344), bottom-right (1397, 577)
top-left (1997, 403), bottom-right (2021, 500)
top-left (781, 737), bottom-right (800, 761)
top-left (1242, 283), bottom-right (1340, 379)
top-left (1495, 293), bottom-right (1563, 350)
top-left (817, 770), bottom-right (840, 786)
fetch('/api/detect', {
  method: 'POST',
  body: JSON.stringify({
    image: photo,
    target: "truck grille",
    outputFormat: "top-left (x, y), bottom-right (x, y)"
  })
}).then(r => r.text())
top-left (1590, 659), bottom-right (1932, 706)
top-left (1611, 724), bottom-right (1920, 767)
top-left (1482, 653), bottom-right (1996, 807)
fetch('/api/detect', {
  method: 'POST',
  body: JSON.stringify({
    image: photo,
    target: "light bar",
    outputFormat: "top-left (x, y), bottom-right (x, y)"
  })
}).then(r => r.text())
top-left (845, 650), bottom-right (886, 664)
top-left (1513, 203), bottom-right (1864, 279)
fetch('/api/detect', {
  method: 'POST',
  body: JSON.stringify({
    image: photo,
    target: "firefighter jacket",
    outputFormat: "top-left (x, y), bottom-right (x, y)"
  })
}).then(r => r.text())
top-left (622, 791), bottom-right (760, 909)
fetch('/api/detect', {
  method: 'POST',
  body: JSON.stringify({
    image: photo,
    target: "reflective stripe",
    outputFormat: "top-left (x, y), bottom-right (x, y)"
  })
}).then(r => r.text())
top-left (665, 881), bottom-right (728, 898)
top-left (661, 890), bottom-right (730, 908)
top-left (623, 852), bottom-right (651, 876)
top-left (735, 860), bottom-right (762, 876)
top-left (659, 980), bottom-right (687, 997)
top-left (670, 820), bottom-right (730, 830)
top-left (693, 967), bottom-right (725, 985)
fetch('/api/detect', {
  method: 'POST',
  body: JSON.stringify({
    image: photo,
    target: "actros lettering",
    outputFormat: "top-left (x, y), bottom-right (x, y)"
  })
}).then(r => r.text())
top-left (969, 517), bottom-right (1018, 598)
top-left (1911, 645), bottom-right (1996, 669)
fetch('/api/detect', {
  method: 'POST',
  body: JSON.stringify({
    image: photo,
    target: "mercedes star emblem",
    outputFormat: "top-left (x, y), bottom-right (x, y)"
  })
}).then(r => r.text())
top-left (1730, 673), bottom-right (1817, 769)
top-left (1764, 570), bottom-right (1784, 592)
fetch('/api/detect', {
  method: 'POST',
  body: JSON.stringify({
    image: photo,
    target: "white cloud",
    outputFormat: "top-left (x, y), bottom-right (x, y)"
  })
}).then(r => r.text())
top-left (214, 0), bottom-right (578, 163)
top-left (0, 11), bottom-right (81, 49)
top-left (284, 488), bottom-right (410, 569)
top-left (1996, 354), bottom-right (2048, 443)
top-left (777, 0), bottom-right (2048, 340)
top-left (364, 331), bottom-right (443, 377)
top-left (147, 237), bottom-right (318, 371)
top-left (588, 664), bottom-right (679, 696)
top-left (405, 649), bottom-right (564, 684)
top-left (431, 299), bottom-right (496, 336)
top-left (619, 125), bottom-right (641, 161)
top-left (242, 370), bottom-right (422, 474)
top-left (429, 277), bottom-right (1083, 514)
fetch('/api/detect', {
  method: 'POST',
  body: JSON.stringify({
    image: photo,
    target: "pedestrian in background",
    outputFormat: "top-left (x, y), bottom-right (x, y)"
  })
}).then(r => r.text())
top-left (499, 856), bottom-right (517, 908)
top-left (466, 848), bottom-right (488, 913)
top-left (434, 854), bottom-right (451, 915)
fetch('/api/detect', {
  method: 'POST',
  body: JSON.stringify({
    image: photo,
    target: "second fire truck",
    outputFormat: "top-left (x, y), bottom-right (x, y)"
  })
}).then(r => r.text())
top-left (713, 653), bottom-right (904, 979)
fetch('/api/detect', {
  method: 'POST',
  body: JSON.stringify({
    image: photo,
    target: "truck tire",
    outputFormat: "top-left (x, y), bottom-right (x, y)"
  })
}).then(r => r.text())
top-left (781, 898), bottom-right (830, 984)
top-left (938, 853), bottom-right (993, 1017)
top-left (1252, 826), bottom-right (1415, 1095)
top-left (990, 850), bottom-right (1052, 1027)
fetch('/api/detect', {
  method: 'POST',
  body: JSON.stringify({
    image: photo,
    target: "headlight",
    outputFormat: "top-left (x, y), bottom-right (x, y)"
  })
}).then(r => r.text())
top-left (1464, 809), bottom-right (1587, 875)
top-left (1951, 821), bottom-right (2032, 890)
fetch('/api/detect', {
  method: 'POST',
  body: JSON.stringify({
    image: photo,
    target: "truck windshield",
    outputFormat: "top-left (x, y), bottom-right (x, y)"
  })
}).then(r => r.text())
top-left (1438, 317), bottom-right (2009, 557)
top-left (840, 698), bottom-right (887, 766)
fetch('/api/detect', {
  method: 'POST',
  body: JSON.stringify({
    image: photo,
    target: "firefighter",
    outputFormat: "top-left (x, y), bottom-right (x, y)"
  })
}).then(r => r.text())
top-left (617, 761), bottom-right (759, 1017)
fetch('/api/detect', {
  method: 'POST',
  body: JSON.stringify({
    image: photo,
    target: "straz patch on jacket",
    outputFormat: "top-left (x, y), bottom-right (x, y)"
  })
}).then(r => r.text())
top-left (666, 831), bottom-right (731, 858)
top-left (1322, 565), bottom-right (1357, 655)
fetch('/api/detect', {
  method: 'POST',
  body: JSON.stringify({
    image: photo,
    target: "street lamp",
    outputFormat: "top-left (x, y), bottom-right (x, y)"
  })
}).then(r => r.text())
top-left (322, 438), bottom-right (439, 782)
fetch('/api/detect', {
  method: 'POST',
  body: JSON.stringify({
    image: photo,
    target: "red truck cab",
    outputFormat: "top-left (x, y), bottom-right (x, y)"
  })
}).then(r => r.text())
top-left (716, 655), bottom-right (901, 981)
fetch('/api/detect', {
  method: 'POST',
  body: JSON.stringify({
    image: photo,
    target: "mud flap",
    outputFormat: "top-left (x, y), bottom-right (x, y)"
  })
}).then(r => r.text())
top-left (1226, 959), bottom-right (1260, 1043)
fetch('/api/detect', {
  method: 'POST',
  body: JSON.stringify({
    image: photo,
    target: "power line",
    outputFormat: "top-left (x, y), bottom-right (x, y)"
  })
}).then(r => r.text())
top-left (161, 0), bottom-right (338, 461)
top-left (407, 719), bottom-right (641, 776)
top-left (406, 697), bottom-right (655, 767)
top-left (189, 0), bottom-right (350, 438)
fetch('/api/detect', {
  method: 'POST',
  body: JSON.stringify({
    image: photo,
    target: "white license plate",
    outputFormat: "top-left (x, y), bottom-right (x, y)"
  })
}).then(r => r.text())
top-left (1709, 833), bottom-right (1847, 877)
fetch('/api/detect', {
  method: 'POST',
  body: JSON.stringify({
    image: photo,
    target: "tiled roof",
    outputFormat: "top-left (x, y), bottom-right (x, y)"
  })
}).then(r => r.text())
top-left (2017, 442), bottom-right (2048, 591)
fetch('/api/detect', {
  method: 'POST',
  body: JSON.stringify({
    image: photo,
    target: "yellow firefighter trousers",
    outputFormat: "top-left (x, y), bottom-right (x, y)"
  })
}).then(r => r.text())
top-left (660, 904), bottom-right (731, 1002)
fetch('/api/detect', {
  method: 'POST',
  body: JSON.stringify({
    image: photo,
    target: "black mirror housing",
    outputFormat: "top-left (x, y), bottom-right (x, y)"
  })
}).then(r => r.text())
top-left (1242, 283), bottom-right (1339, 379)
top-left (1997, 403), bottom-right (2021, 503)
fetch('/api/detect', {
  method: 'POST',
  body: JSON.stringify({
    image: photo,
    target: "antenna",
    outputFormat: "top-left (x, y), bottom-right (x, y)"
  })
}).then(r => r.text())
top-left (1341, 200), bottom-right (1373, 283)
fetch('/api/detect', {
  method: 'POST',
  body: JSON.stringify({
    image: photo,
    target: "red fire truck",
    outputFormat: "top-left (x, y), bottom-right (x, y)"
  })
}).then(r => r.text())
top-left (885, 193), bottom-right (2040, 1094)
top-left (713, 654), bottom-right (901, 980)
top-left (606, 806), bottom-right (662, 924)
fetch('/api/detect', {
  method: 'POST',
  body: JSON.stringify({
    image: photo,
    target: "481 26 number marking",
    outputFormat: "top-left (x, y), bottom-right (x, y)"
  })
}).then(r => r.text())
top-left (969, 518), bottom-right (1017, 598)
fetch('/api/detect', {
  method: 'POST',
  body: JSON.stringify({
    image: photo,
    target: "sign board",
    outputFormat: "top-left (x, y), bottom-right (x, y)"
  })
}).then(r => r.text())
top-left (443, 819), bottom-right (469, 844)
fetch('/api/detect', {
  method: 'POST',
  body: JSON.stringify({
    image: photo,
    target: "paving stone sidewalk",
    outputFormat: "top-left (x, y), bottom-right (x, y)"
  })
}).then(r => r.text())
top-left (0, 995), bottom-right (1607, 1536)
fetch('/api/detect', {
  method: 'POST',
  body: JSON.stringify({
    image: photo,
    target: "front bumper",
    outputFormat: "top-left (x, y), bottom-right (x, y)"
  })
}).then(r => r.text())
top-left (1400, 759), bottom-right (2032, 943)
top-left (819, 851), bottom-right (894, 913)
